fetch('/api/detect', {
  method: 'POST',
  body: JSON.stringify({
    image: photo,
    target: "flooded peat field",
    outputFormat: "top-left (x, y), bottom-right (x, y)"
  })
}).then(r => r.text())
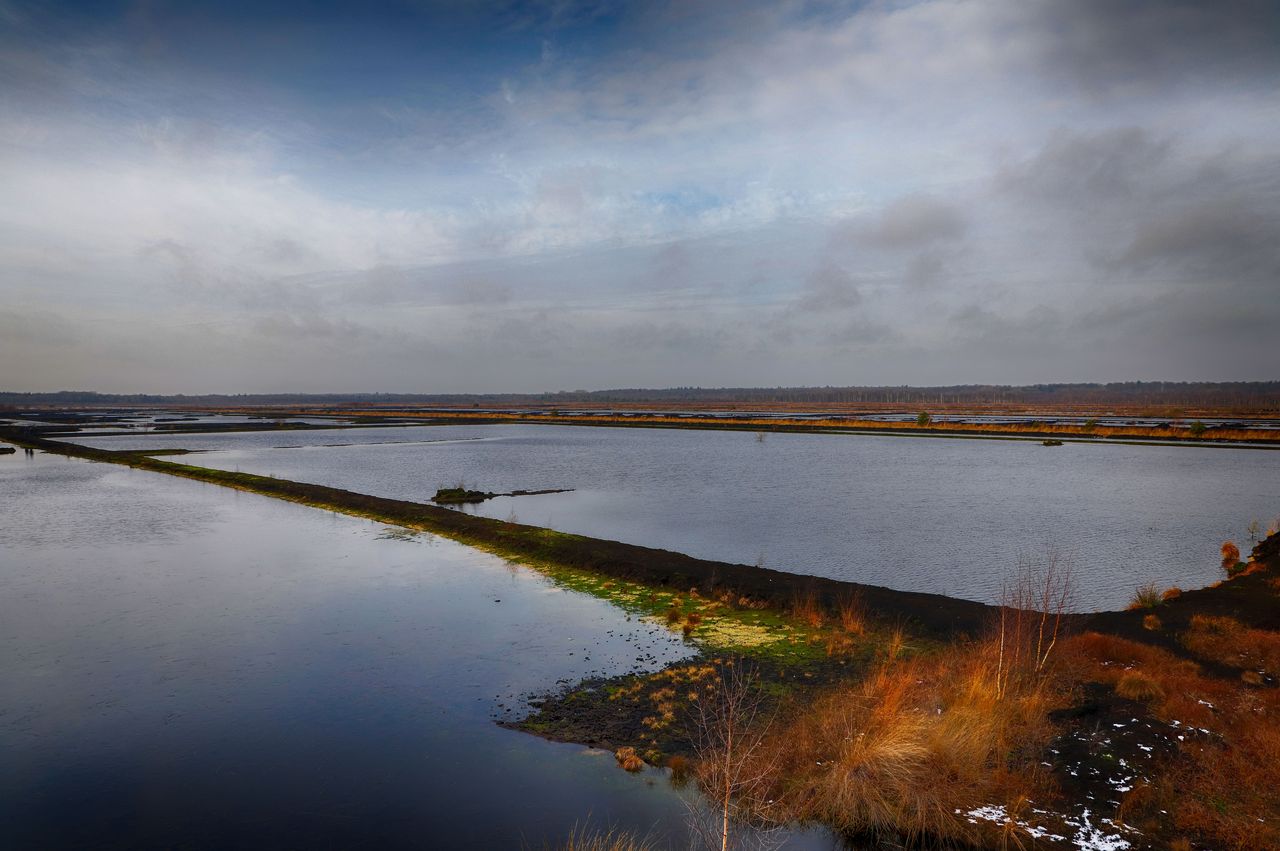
top-left (70, 423), bottom-right (1280, 610)
top-left (0, 450), bottom-right (839, 849)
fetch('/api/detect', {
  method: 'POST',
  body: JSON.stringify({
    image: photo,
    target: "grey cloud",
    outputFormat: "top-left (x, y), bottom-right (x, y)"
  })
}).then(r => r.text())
top-left (1118, 196), bottom-right (1280, 283)
top-left (795, 262), bottom-right (861, 312)
top-left (1031, 0), bottom-right (1280, 96)
top-left (0, 308), bottom-right (80, 347)
top-left (996, 128), bottom-right (1280, 290)
top-left (842, 195), bottom-right (967, 251)
top-left (997, 127), bottom-right (1173, 207)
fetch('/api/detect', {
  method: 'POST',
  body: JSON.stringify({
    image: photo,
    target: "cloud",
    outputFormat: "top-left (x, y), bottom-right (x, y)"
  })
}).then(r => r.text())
top-left (0, 0), bottom-right (1277, 391)
top-left (845, 195), bottom-right (967, 250)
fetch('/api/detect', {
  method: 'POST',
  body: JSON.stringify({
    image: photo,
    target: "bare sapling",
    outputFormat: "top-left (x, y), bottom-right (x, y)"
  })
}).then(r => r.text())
top-left (994, 550), bottom-right (1075, 699)
top-left (686, 659), bottom-right (783, 851)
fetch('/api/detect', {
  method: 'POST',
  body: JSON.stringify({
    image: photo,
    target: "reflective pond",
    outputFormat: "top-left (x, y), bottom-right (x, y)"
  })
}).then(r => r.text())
top-left (2, 451), bottom-right (840, 848)
top-left (69, 424), bottom-right (1280, 610)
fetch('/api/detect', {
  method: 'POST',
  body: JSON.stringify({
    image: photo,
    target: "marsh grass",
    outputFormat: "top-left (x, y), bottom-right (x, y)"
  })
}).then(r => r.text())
top-left (1062, 629), bottom-right (1280, 849)
top-left (789, 587), bottom-right (824, 629)
top-left (752, 639), bottom-right (1063, 846)
top-left (1128, 582), bottom-right (1164, 610)
top-left (552, 826), bottom-right (656, 851)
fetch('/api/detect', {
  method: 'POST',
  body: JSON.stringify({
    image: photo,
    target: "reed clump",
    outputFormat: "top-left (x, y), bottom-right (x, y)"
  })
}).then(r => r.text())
top-left (1128, 582), bottom-right (1164, 610)
top-left (614, 747), bottom-right (646, 772)
top-left (756, 637), bottom-right (1063, 845)
top-left (554, 826), bottom-right (655, 851)
top-left (790, 587), bottom-right (825, 629)
top-left (1115, 670), bottom-right (1164, 702)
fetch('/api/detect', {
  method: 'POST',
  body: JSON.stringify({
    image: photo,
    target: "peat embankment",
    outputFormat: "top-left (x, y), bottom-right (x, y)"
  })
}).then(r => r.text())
top-left (1088, 531), bottom-right (1280, 641)
top-left (3, 428), bottom-right (992, 638)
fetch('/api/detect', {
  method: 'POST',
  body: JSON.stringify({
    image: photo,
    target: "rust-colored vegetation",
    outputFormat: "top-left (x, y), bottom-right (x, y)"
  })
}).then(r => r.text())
top-left (311, 406), bottom-right (1280, 444)
top-left (614, 746), bottom-right (646, 772)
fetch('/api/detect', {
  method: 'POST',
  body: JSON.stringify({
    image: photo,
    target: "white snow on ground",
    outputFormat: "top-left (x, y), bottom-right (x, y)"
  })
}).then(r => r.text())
top-left (961, 804), bottom-right (1136, 849)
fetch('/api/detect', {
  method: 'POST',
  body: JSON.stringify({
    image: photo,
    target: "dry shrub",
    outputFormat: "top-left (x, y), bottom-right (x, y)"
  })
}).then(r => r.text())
top-left (791, 587), bottom-right (825, 628)
top-left (666, 754), bottom-right (689, 783)
top-left (1115, 671), bottom-right (1164, 702)
top-left (759, 641), bottom-right (1062, 845)
top-left (1162, 586), bottom-right (1183, 601)
top-left (1221, 541), bottom-right (1241, 576)
top-left (1143, 613), bottom-right (1163, 631)
top-left (1238, 559), bottom-right (1269, 577)
top-left (614, 746), bottom-right (645, 772)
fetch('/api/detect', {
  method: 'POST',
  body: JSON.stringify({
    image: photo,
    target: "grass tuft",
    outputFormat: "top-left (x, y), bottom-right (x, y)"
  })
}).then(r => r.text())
top-left (1128, 582), bottom-right (1164, 610)
top-left (1115, 671), bottom-right (1164, 702)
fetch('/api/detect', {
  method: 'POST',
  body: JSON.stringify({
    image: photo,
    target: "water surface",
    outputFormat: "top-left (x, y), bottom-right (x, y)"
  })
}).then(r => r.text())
top-left (4, 451), bottom-right (777, 848)
top-left (70, 424), bottom-right (1280, 610)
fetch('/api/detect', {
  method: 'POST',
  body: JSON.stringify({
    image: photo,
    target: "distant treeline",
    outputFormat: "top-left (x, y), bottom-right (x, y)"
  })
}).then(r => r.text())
top-left (3, 382), bottom-right (1279, 410)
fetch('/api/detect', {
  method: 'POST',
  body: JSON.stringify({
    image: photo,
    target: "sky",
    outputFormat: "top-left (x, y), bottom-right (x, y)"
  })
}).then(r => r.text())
top-left (2, 0), bottom-right (1278, 393)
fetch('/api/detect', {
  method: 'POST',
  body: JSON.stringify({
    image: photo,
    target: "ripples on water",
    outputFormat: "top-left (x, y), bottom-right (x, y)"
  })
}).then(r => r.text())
top-left (73, 423), bottom-right (1280, 610)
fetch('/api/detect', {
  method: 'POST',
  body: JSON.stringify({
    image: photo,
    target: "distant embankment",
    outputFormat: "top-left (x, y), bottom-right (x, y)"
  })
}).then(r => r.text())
top-left (284, 408), bottom-right (1280, 445)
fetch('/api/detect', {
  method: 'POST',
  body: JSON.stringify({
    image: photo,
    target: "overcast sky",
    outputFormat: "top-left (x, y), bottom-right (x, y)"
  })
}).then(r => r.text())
top-left (2, 0), bottom-right (1278, 393)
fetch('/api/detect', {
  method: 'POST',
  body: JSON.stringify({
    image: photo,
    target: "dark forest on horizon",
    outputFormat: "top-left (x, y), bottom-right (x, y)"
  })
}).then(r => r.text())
top-left (3, 381), bottom-right (1280, 410)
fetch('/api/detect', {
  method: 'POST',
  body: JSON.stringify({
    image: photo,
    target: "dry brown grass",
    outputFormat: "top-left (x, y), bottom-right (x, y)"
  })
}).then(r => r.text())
top-left (334, 408), bottom-right (1280, 444)
top-left (1161, 586), bottom-right (1182, 601)
top-left (614, 747), bottom-right (646, 772)
top-left (837, 590), bottom-right (867, 635)
top-left (1143, 613), bottom-right (1163, 631)
top-left (554, 826), bottom-right (656, 851)
top-left (1170, 695), bottom-right (1280, 850)
top-left (1062, 632), bottom-right (1223, 726)
top-left (1128, 582), bottom-right (1164, 610)
top-left (754, 639), bottom-right (1062, 845)
top-left (1062, 631), bottom-right (1280, 850)
top-left (1181, 614), bottom-right (1280, 678)
top-left (790, 587), bottom-right (825, 629)
top-left (1115, 670), bottom-right (1164, 702)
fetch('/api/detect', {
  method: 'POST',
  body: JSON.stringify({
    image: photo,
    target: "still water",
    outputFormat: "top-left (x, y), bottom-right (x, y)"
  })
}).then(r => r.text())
top-left (1, 451), bottom-right (837, 848)
top-left (72, 424), bottom-right (1280, 610)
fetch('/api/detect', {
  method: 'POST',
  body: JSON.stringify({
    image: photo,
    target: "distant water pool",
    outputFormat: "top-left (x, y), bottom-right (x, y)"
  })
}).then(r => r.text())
top-left (71, 424), bottom-right (1280, 610)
